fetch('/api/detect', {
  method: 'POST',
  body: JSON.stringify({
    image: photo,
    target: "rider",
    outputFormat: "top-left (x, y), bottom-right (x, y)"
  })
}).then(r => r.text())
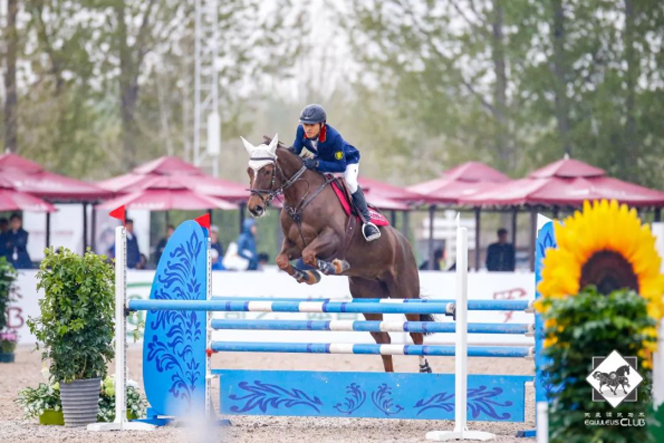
top-left (291, 104), bottom-right (381, 242)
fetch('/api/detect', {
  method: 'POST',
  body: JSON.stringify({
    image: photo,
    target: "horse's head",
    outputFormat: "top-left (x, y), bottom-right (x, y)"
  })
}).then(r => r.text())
top-left (241, 134), bottom-right (280, 217)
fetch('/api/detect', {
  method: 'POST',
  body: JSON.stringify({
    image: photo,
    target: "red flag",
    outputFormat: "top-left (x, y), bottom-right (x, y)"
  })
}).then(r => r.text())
top-left (109, 205), bottom-right (126, 225)
top-left (194, 213), bottom-right (211, 230)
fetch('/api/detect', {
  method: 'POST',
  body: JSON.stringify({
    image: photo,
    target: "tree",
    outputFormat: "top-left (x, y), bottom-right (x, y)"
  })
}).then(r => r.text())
top-left (87, 0), bottom-right (305, 169)
top-left (343, 0), bottom-right (536, 175)
top-left (3, 0), bottom-right (18, 152)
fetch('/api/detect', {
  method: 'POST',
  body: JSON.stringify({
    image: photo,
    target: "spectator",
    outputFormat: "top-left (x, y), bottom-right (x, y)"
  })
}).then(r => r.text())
top-left (7, 214), bottom-right (31, 269)
top-left (419, 248), bottom-right (444, 271)
top-left (210, 226), bottom-right (225, 271)
top-left (486, 228), bottom-right (515, 272)
top-left (258, 252), bottom-right (269, 270)
top-left (153, 224), bottom-right (175, 266)
top-left (0, 218), bottom-right (9, 261)
top-left (236, 219), bottom-right (258, 271)
top-left (135, 253), bottom-right (148, 270)
top-left (125, 218), bottom-right (141, 269)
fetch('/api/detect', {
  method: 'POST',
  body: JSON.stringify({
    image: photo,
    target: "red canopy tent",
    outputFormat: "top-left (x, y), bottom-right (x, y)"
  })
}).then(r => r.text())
top-left (460, 157), bottom-right (664, 207)
top-left (0, 176), bottom-right (55, 212)
top-left (407, 161), bottom-right (511, 203)
top-left (0, 153), bottom-right (114, 251)
top-left (97, 156), bottom-right (248, 202)
top-left (0, 153), bottom-right (112, 201)
top-left (459, 156), bottom-right (664, 270)
top-left (406, 162), bottom-right (513, 270)
top-left (96, 176), bottom-right (238, 211)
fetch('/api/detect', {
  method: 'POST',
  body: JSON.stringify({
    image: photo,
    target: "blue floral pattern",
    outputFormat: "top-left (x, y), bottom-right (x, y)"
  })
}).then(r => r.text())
top-left (415, 386), bottom-right (513, 420)
top-left (144, 226), bottom-right (207, 414)
top-left (371, 384), bottom-right (404, 416)
top-left (228, 381), bottom-right (323, 413)
top-left (334, 383), bottom-right (366, 414)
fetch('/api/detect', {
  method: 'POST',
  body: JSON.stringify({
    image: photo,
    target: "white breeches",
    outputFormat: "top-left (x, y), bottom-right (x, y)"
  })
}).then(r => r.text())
top-left (344, 163), bottom-right (360, 194)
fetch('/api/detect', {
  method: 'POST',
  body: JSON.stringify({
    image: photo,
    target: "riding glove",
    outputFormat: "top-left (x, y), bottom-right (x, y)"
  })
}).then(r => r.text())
top-left (303, 158), bottom-right (318, 170)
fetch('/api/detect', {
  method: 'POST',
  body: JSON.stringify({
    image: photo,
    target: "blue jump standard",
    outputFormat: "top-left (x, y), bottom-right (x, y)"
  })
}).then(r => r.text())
top-left (210, 319), bottom-right (532, 335)
top-left (128, 299), bottom-right (529, 313)
top-left (209, 342), bottom-right (533, 358)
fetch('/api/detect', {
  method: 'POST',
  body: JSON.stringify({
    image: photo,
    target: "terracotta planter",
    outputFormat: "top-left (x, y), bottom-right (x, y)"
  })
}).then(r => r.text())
top-left (59, 378), bottom-right (101, 427)
top-left (39, 409), bottom-right (64, 426)
top-left (0, 352), bottom-right (15, 363)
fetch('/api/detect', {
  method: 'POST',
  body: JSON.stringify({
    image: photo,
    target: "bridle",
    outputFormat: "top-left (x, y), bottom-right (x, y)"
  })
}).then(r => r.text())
top-left (248, 153), bottom-right (335, 245)
top-left (248, 156), bottom-right (307, 206)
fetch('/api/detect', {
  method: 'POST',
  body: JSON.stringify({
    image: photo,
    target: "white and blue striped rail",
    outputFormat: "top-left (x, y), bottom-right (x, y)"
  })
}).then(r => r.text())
top-left (212, 296), bottom-right (532, 311)
top-left (213, 296), bottom-right (450, 303)
top-left (210, 319), bottom-right (532, 335)
top-left (129, 299), bottom-right (529, 314)
top-left (209, 341), bottom-right (534, 358)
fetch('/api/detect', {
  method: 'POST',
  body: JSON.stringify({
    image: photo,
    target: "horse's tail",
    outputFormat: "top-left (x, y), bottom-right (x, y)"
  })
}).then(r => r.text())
top-left (419, 313), bottom-right (435, 335)
top-left (417, 292), bottom-right (436, 335)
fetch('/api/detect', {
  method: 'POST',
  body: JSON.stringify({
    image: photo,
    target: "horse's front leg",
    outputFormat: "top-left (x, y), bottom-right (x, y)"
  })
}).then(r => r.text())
top-left (301, 229), bottom-right (349, 275)
top-left (275, 237), bottom-right (321, 285)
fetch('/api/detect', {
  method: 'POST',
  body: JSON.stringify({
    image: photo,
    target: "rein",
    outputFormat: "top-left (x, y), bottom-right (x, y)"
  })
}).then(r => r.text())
top-left (249, 154), bottom-right (334, 246)
top-left (248, 156), bottom-right (307, 205)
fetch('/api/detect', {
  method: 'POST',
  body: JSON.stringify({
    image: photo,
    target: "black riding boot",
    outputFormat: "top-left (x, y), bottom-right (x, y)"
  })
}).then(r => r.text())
top-left (351, 188), bottom-right (381, 242)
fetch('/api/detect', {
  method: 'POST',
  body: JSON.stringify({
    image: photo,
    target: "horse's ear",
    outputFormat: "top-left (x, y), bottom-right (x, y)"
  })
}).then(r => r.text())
top-left (240, 136), bottom-right (255, 155)
top-left (268, 133), bottom-right (279, 155)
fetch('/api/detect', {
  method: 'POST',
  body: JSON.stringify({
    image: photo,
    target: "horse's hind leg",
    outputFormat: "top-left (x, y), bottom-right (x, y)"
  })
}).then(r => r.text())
top-left (405, 313), bottom-right (432, 373)
top-left (365, 313), bottom-right (394, 372)
top-left (349, 277), bottom-right (394, 372)
top-left (383, 267), bottom-right (432, 373)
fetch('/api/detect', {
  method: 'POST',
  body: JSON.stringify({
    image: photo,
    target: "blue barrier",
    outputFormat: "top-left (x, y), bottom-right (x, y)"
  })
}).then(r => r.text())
top-left (210, 319), bottom-right (532, 334)
top-left (129, 298), bottom-right (530, 313)
top-left (210, 341), bottom-right (533, 357)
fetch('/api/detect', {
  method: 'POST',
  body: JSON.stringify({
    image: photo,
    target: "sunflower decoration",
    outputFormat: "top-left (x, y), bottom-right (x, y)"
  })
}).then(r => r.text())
top-left (537, 199), bottom-right (664, 322)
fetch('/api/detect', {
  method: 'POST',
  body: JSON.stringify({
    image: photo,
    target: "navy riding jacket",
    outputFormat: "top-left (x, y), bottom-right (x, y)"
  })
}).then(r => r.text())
top-left (291, 124), bottom-right (360, 173)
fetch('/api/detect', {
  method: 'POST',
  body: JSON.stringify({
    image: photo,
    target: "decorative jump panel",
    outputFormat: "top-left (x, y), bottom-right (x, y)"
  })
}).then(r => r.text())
top-left (214, 370), bottom-right (532, 421)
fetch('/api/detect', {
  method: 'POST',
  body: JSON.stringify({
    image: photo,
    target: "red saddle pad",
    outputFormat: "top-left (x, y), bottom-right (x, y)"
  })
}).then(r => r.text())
top-left (330, 180), bottom-right (390, 227)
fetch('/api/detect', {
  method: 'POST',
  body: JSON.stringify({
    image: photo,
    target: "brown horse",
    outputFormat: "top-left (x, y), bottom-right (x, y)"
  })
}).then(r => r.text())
top-left (242, 134), bottom-right (432, 373)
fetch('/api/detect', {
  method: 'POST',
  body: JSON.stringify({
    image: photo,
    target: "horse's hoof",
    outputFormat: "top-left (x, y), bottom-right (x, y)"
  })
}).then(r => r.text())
top-left (332, 259), bottom-right (351, 274)
top-left (304, 270), bottom-right (322, 285)
top-left (419, 363), bottom-right (433, 374)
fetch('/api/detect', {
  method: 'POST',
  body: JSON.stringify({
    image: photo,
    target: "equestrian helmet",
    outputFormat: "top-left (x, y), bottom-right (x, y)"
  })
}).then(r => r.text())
top-left (299, 104), bottom-right (327, 124)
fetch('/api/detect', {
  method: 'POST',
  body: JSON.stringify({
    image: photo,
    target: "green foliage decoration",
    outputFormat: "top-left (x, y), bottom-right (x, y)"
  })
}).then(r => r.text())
top-left (27, 247), bottom-right (115, 383)
top-left (539, 287), bottom-right (658, 443)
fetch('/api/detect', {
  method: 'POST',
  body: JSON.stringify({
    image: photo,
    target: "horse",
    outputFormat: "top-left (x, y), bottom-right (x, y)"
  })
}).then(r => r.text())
top-left (612, 364), bottom-right (631, 395)
top-left (592, 364), bottom-right (631, 395)
top-left (241, 134), bottom-right (433, 373)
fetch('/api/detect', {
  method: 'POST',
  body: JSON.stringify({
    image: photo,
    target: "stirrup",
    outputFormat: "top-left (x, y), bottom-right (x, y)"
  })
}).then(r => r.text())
top-left (362, 222), bottom-right (381, 242)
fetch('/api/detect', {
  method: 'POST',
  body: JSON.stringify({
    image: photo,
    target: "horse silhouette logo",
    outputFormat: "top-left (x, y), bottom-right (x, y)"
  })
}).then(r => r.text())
top-left (586, 350), bottom-right (643, 408)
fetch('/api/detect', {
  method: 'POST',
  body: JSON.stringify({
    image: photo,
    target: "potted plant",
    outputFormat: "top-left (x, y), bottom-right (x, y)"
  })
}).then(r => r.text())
top-left (0, 330), bottom-right (18, 363)
top-left (27, 247), bottom-right (115, 427)
top-left (0, 256), bottom-right (18, 363)
top-left (97, 375), bottom-right (148, 423)
top-left (15, 379), bottom-right (64, 425)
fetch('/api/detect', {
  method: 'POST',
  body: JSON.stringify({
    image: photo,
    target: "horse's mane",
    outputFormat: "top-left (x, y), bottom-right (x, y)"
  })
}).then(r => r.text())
top-left (262, 135), bottom-right (302, 163)
top-left (262, 135), bottom-right (287, 149)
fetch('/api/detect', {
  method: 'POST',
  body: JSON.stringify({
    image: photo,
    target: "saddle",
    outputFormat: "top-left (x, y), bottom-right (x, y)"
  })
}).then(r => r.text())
top-left (325, 175), bottom-right (390, 260)
top-left (328, 175), bottom-right (390, 227)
